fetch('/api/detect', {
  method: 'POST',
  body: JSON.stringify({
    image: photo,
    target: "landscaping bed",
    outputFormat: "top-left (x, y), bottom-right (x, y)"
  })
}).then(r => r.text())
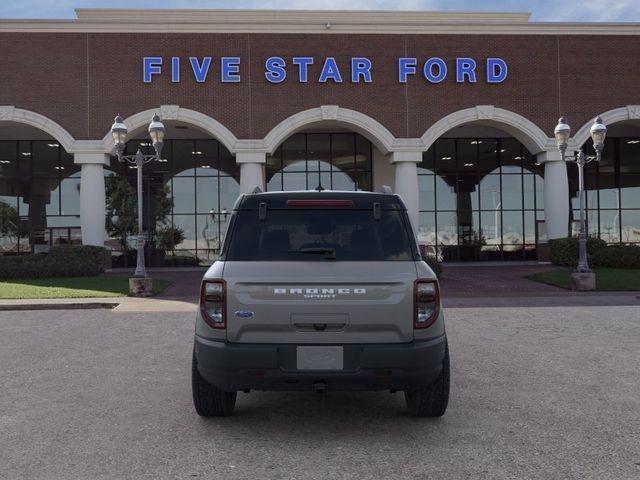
top-left (527, 268), bottom-right (640, 291)
top-left (0, 276), bottom-right (170, 299)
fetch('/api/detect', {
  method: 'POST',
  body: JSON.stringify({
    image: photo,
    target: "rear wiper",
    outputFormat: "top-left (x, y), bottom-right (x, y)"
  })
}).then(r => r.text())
top-left (289, 247), bottom-right (337, 260)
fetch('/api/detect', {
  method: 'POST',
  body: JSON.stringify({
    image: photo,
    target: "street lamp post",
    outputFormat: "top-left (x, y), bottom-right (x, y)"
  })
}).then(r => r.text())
top-left (110, 114), bottom-right (165, 292)
top-left (554, 116), bottom-right (607, 290)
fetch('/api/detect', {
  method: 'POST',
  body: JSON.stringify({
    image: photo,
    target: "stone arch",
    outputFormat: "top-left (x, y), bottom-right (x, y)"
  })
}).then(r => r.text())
top-left (571, 105), bottom-right (640, 148)
top-left (263, 106), bottom-right (396, 155)
top-left (100, 105), bottom-right (239, 154)
top-left (420, 105), bottom-right (552, 154)
top-left (0, 106), bottom-right (76, 152)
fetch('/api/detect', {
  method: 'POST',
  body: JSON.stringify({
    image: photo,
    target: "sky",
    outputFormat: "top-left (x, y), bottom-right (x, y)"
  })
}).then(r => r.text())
top-left (0, 0), bottom-right (639, 22)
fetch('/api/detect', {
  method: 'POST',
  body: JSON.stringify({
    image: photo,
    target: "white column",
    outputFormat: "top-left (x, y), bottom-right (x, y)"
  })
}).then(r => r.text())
top-left (539, 151), bottom-right (569, 240)
top-left (237, 152), bottom-right (266, 193)
top-left (391, 151), bottom-right (421, 232)
top-left (75, 153), bottom-right (109, 247)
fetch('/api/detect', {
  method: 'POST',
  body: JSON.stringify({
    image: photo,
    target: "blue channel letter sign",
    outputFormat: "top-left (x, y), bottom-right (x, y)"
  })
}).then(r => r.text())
top-left (142, 56), bottom-right (508, 84)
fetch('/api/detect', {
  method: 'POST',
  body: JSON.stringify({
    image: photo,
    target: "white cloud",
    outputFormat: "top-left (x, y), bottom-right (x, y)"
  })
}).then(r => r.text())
top-left (1, 0), bottom-right (639, 21)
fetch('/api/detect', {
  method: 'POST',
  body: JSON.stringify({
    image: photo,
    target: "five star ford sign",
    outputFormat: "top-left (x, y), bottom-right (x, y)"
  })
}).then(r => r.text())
top-left (142, 56), bottom-right (508, 84)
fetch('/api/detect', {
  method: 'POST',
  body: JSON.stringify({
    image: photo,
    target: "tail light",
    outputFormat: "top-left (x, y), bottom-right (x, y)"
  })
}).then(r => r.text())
top-left (414, 279), bottom-right (440, 329)
top-left (200, 280), bottom-right (226, 329)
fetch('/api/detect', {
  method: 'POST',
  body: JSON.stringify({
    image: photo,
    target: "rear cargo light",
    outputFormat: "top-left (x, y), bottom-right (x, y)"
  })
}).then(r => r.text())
top-left (286, 199), bottom-right (354, 207)
top-left (414, 279), bottom-right (440, 329)
top-left (200, 280), bottom-right (226, 329)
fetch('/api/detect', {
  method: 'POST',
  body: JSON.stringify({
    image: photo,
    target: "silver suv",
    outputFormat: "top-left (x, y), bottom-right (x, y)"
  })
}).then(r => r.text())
top-left (192, 190), bottom-right (449, 417)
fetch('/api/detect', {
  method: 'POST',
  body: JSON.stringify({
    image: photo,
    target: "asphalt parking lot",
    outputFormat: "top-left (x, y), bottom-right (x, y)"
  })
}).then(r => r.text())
top-left (1, 303), bottom-right (639, 480)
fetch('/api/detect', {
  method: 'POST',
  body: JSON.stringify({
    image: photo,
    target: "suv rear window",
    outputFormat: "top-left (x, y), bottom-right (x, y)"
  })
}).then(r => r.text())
top-left (224, 209), bottom-right (416, 261)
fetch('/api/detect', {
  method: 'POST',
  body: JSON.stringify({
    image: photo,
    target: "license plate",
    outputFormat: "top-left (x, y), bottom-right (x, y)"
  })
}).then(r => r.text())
top-left (296, 346), bottom-right (343, 371)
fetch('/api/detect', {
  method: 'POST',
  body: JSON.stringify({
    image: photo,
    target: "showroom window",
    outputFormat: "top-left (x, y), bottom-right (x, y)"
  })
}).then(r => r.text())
top-left (418, 138), bottom-right (544, 261)
top-left (107, 139), bottom-right (239, 267)
top-left (0, 140), bottom-right (80, 254)
top-left (266, 133), bottom-right (373, 192)
top-left (570, 137), bottom-right (640, 244)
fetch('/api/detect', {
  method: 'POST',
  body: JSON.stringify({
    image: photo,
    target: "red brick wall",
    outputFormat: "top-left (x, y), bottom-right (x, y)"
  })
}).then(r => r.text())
top-left (1, 32), bottom-right (639, 142)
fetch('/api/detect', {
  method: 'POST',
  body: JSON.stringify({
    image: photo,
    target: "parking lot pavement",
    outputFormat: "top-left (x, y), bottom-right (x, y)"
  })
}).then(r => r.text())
top-left (1, 306), bottom-right (639, 480)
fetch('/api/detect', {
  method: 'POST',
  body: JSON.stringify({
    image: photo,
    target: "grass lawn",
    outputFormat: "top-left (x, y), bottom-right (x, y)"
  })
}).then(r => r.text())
top-left (527, 268), bottom-right (640, 291)
top-left (0, 276), bottom-right (171, 299)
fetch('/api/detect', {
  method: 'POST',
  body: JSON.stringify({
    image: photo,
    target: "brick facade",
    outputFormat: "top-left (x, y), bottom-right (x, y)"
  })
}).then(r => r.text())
top-left (0, 32), bottom-right (639, 141)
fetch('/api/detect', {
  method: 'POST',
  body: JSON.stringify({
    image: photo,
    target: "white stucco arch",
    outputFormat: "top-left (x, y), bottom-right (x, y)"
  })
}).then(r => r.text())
top-left (263, 106), bottom-right (396, 155)
top-left (0, 106), bottom-right (76, 152)
top-left (420, 105), bottom-right (553, 154)
top-left (571, 105), bottom-right (640, 148)
top-left (100, 105), bottom-right (239, 154)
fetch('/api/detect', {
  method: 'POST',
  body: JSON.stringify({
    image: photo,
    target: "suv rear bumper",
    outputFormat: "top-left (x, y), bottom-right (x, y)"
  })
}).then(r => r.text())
top-left (194, 334), bottom-right (447, 392)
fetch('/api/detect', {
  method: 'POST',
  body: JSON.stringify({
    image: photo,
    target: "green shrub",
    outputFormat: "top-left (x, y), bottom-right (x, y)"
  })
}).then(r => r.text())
top-left (550, 237), bottom-right (607, 267)
top-left (550, 237), bottom-right (640, 269)
top-left (423, 254), bottom-right (442, 279)
top-left (592, 245), bottom-right (640, 269)
top-left (418, 244), bottom-right (442, 278)
top-left (0, 245), bottom-right (108, 280)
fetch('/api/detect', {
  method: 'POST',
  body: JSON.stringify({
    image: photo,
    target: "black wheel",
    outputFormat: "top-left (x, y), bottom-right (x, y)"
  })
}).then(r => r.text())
top-left (192, 349), bottom-right (237, 417)
top-left (405, 341), bottom-right (450, 417)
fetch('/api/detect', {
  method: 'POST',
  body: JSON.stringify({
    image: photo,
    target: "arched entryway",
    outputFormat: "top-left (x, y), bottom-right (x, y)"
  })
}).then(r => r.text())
top-left (262, 106), bottom-right (396, 197)
top-left (569, 111), bottom-right (640, 245)
top-left (0, 109), bottom-right (80, 254)
top-left (104, 119), bottom-right (239, 267)
top-left (418, 107), bottom-right (552, 261)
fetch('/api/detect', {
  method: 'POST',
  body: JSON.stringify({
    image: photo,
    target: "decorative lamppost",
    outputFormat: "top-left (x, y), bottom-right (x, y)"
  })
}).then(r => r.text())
top-left (554, 116), bottom-right (607, 290)
top-left (110, 113), bottom-right (165, 295)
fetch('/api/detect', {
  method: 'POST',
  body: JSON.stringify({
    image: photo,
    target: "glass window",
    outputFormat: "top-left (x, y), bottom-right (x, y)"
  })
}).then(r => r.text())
top-left (500, 138), bottom-right (523, 173)
top-left (502, 211), bottom-right (523, 245)
top-left (32, 141), bottom-right (59, 177)
top-left (456, 139), bottom-right (477, 171)
top-left (173, 140), bottom-right (195, 176)
top-left (0, 141), bottom-right (18, 177)
top-left (172, 177), bottom-right (195, 214)
top-left (196, 176), bottom-right (219, 214)
top-left (418, 211), bottom-right (436, 247)
top-left (226, 209), bottom-right (415, 262)
top-left (621, 210), bottom-right (640, 243)
top-left (418, 175), bottom-right (435, 211)
top-left (435, 176), bottom-right (456, 211)
top-left (435, 139), bottom-right (455, 174)
top-left (307, 134), bottom-right (332, 172)
top-left (479, 175), bottom-right (501, 211)
top-left (477, 139), bottom-right (498, 174)
top-left (501, 175), bottom-right (523, 210)
top-left (60, 176), bottom-right (81, 215)
top-left (282, 134), bottom-right (306, 172)
top-left (419, 148), bottom-right (435, 172)
top-left (599, 210), bottom-right (620, 243)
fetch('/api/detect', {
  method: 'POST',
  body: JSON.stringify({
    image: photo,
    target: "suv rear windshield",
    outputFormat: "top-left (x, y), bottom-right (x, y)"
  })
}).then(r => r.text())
top-left (224, 209), bottom-right (417, 261)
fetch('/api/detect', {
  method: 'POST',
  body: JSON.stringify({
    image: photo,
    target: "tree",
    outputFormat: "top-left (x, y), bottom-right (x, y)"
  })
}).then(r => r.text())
top-left (105, 175), bottom-right (173, 251)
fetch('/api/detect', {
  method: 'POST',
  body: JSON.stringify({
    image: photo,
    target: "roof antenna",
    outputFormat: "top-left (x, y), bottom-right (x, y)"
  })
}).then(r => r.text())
top-left (315, 184), bottom-right (325, 192)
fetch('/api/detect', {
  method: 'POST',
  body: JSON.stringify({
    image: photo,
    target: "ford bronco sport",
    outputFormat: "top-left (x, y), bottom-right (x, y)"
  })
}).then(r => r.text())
top-left (192, 190), bottom-right (449, 417)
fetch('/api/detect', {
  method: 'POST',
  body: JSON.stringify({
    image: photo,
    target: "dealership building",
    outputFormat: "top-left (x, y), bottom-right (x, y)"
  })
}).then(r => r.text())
top-left (1, 9), bottom-right (639, 265)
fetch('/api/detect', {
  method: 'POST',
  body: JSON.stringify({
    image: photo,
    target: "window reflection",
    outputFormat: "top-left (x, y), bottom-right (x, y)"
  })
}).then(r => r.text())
top-left (0, 140), bottom-right (80, 254)
top-left (568, 137), bottom-right (640, 245)
top-left (266, 133), bottom-right (372, 192)
top-left (106, 139), bottom-right (239, 267)
top-left (420, 137), bottom-right (542, 261)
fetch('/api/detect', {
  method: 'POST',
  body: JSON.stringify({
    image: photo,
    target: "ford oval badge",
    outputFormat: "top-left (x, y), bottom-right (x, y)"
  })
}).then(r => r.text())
top-left (234, 310), bottom-right (254, 318)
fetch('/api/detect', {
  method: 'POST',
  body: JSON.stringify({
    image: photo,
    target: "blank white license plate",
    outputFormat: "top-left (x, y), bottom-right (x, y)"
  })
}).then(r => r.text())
top-left (296, 346), bottom-right (343, 371)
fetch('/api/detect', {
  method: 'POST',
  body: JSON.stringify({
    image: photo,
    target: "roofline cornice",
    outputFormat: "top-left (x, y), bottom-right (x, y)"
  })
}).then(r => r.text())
top-left (0, 9), bottom-right (639, 35)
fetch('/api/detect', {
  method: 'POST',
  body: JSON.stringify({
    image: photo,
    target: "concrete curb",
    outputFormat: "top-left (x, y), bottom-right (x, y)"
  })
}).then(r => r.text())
top-left (0, 302), bottom-right (120, 311)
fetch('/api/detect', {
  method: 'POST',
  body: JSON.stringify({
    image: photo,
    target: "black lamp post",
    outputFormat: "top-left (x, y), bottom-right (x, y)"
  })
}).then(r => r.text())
top-left (110, 113), bottom-right (165, 279)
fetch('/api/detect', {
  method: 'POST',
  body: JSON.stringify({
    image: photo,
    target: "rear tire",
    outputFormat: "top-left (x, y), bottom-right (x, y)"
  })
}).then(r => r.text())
top-left (192, 350), bottom-right (237, 417)
top-left (405, 341), bottom-right (450, 417)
